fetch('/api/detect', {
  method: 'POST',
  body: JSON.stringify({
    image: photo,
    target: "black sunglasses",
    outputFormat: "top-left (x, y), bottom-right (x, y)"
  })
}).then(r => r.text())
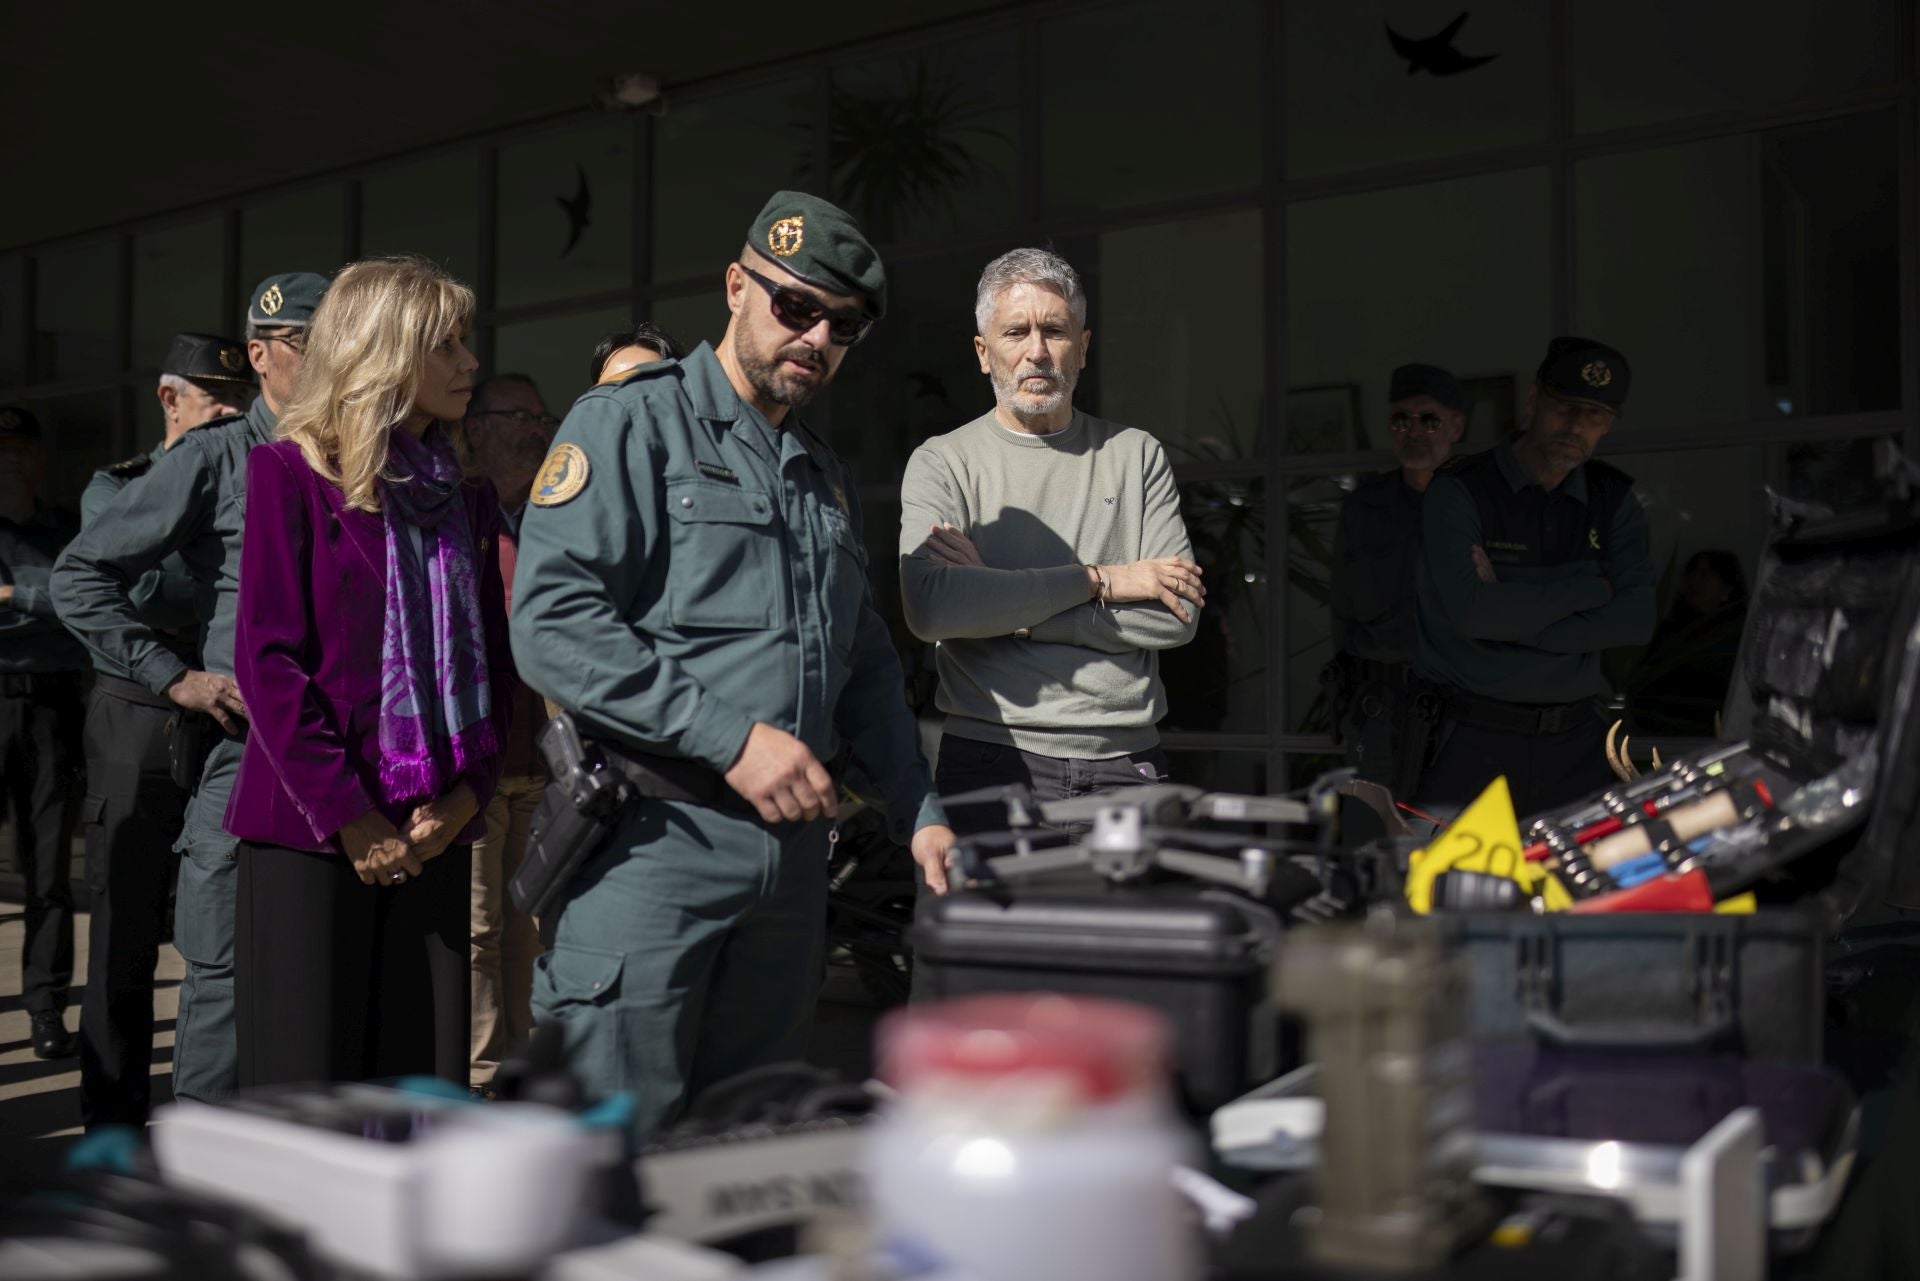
top-left (738, 263), bottom-right (874, 347)
top-left (1390, 411), bottom-right (1446, 434)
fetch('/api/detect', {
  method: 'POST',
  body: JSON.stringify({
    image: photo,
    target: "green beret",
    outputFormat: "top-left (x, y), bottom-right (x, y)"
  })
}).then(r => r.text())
top-left (746, 191), bottom-right (887, 319)
top-left (247, 271), bottom-right (331, 328)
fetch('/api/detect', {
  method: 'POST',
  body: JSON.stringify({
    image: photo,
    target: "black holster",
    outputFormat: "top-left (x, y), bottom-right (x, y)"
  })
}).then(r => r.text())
top-left (510, 713), bottom-right (635, 926)
top-left (1389, 680), bottom-right (1448, 804)
top-left (166, 710), bottom-right (219, 792)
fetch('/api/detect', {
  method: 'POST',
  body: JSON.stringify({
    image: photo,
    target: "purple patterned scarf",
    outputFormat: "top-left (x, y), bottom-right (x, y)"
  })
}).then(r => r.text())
top-left (376, 424), bottom-right (497, 805)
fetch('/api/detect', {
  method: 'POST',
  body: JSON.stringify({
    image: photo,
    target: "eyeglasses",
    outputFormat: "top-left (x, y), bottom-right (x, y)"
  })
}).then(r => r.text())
top-left (259, 331), bottom-right (306, 356)
top-left (470, 409), bottom-right (560, 430)
top-left (1390, 411), bottom-right (1447, 434)
top-left (738, 263), bottom-right (874, 347)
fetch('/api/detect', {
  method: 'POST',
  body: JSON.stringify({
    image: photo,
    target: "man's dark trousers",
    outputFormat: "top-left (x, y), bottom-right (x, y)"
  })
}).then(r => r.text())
top-left (1417, 708), bottom-right (1612, 820)
top-left (78, 676), bottom-right (189, 1127)
top-left (0, 673), bottom-right (79, 1021)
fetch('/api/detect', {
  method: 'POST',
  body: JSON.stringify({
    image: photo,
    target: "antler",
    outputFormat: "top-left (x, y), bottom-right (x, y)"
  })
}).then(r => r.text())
top-left (1605, 719), bottom-right (1663, 782)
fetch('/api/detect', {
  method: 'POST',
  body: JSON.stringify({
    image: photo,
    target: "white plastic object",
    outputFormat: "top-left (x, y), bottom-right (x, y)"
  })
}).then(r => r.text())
top-left (1677, 1106), bottom-right (1766, 1281)
top-left (866, 994), bottom-right (1201, 1281)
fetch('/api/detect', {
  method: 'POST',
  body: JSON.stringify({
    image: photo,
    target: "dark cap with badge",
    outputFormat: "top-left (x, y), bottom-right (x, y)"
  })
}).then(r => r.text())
top-left (1389, 363), bottom-right (1465, 412)
top-left (1536, 335), bottom-right (1630, 411)
top-left (163, 332), bottom-right (253, 385)
top-left (746, 191), bottom-right (887, 319)
top-left (0, 406), bottom-right (40, 440)
top-left (247, 272), bottom-right (330, 329)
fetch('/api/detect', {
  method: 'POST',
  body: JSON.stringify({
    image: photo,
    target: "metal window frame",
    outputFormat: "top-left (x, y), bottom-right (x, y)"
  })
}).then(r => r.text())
top-left (2, 0), bottom-right (1915, 781)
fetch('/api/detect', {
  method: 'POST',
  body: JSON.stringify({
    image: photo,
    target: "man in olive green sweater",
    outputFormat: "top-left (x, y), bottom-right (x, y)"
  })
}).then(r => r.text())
top-left (898, 247), bottom-right (1204, 834)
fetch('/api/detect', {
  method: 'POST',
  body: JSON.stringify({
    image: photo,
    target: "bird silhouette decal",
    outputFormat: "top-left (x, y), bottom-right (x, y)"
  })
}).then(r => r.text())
top-left (556, 165), bottom-right (592, 257)
top-left (1385, 11), bottom-right (1499, 76)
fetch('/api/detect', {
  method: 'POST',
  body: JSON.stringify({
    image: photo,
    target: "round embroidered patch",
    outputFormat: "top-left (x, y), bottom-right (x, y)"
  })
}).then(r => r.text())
top-left (530, 443), bottom-right (590, 507)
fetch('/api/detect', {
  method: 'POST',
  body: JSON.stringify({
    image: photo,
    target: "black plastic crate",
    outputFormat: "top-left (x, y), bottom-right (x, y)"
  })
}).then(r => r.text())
top-left (1435, 909), bottom-right (1825, 1063)
top-left (909, 891), bottom-right (1275, 1111)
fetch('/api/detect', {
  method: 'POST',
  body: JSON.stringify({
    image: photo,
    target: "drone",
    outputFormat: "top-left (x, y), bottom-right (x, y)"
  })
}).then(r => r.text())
top-left (940, 770), bottom-right (1360, 920)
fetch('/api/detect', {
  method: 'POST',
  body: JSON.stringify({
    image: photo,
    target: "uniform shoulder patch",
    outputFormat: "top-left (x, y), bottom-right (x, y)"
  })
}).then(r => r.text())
top-left (530, 443), bottom-right (591, 507)
top-left (106, 454), bottom-right (153, 478)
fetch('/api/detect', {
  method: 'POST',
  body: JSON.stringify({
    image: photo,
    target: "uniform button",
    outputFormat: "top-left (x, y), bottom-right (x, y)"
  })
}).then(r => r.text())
top-left (680, 496), bottom-right (694, 509)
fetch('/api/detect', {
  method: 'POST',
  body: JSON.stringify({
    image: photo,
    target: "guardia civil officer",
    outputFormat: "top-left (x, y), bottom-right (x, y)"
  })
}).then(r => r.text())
top-left (510, 193), bottom-right (955, 1137)
top-left (73, 333), bottom-right (252, 1128)
top-left (53, 273), bottom-right (327, 1104)
top-left (0, 407), bottom-right (85, 1060)
top-left (1326, 363), bottom-right (1466, 795)
top-left (1411, 337), bottom-right (1656, 818)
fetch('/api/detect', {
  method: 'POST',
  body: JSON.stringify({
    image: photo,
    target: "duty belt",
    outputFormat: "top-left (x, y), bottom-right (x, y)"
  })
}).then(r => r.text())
top-left (598, 742), bottom-right (757, 817)
top-left (1445, 689), bottom-right (1598, 737)
top-left (94, 671), bottom-right (178, 710)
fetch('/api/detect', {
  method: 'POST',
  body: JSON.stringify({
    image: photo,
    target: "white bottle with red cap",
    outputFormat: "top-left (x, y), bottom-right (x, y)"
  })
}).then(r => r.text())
top-left (866, 993), bottom-right (1200, 1281)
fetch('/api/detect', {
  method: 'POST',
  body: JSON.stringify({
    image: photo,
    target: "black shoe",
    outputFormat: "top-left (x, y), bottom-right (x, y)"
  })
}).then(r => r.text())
top-left (30, 1012), bottom-right (76, 1060)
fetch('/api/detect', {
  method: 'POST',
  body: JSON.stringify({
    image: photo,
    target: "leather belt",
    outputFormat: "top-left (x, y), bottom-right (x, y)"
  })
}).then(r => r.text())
top-left (94, 671), bottom-right (178, 710)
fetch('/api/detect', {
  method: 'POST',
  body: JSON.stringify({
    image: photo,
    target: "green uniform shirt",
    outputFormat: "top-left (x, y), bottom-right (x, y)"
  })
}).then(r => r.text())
top-left (1330, 471), bottom-right (1424, 665)
top-left (509, 343), bottom-right (942, 843)
top-left (0, 505), bottom-right (88, 674)
top-left (74, 443), bottom-right (203, 680)
top-left (53, 397), bottom-right (277, 694)
top-left (1414, 437), bottom-right (1656, 704)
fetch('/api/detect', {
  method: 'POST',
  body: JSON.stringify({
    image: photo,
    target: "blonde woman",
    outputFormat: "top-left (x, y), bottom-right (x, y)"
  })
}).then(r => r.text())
top-left (226, 256), bottom-right (514, 1086)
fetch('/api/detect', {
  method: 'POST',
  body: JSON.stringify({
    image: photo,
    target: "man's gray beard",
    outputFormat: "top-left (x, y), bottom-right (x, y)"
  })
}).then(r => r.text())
top-left (740, 341), bottom-right (826, 409)
top-left (991, 363), bottom-right (1077, 421)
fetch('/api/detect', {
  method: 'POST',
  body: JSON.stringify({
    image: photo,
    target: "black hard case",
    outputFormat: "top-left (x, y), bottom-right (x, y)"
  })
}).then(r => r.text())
top-left (909, 892), bottom-right (1276, 1111)
top-left (1444, 479), bottom-right (1920, 1062)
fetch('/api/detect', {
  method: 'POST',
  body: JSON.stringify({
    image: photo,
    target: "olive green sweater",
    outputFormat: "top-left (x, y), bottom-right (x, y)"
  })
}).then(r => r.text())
top-left (897, 410), bottom-right (1199, 758)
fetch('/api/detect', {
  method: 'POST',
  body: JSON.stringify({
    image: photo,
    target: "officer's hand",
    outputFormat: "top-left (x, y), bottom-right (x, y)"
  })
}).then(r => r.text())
top-left (1101, 557), bottom-right (1206, 623)
top-left (1470, 544), bottom-right (1498, 584)
top-left (924, 521), bottom-right (986, 567)
top-left (725, 723), bottom-right (839, 824)
top-left (910, 823), bottom-right (956, 896)
top-left (405, 781), bottom-right (479, 865)
top-left (167, 670), bottom-right (249, 734)
top-left (340, 809), bottom-right (421, 886)
top-left (0, 584), bottom-right (12, 608)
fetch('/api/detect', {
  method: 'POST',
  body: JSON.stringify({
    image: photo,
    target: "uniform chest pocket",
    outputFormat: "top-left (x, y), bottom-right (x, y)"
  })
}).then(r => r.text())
top-left (664, 478), bottom-right (781, 630)
top-left (822, 513), bottom-right (868, 653)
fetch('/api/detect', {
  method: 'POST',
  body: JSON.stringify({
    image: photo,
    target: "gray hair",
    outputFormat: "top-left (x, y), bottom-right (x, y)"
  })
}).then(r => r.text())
top-left (973, 247), bottom-right (1087, 335)
top-left (157, 372), bottom-right (193, 396)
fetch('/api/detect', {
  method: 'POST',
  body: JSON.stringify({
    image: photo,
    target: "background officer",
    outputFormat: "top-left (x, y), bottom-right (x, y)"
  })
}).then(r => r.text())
top-left (1327, 363), bottom-right (1466, 793)
top-left (0, 406), bottom-right (84, 1060)
top-left (53, 272), bottom-right (326, 1104)
top-left (510, 192), bottom-right (953, 1137)
top-left (75, 333), bottom-right (252, 1128)
top-left (1412, 336), bottom-right (1656, 818)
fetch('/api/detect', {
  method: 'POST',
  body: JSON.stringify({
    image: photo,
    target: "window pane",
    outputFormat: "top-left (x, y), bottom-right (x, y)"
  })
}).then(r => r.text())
top-left (493, 305), bottom-right (631, 423)
top-left (1163, 476), bottom-right (1268, 734)
top-left (830, 36), bottom-right (1018, 246)
top-left (1087, 210), bottom-right (1265, 460)
top-left (133, 217), bottom-right (227, 369)
top-left (1573, 0), bottom-right (1898, 134)
top-left (649, 292), bottom-right (729, 363)
top-left (1285, 2), bottom-right (1550, 178)
top-left (821, 249), bottom-right (985, 487)
top-left (1287, 167), bottom-right (1551, 453)
top-left (33, 240), bottom-right (118, 383)
top-left (363, 152), bottom-right (481, 286)
top-left (1041, 0), bottom-right (1260, 215)
top-left (654, 79), bottom-right (816, 283)
top-left (498, 121), bottom-right (633, 309)
top-left (1282, 472), bottom-right (1350, 734)
top-left (241, 186), bottom-right (346, 290)
top-left (0, 255), bottom-right (25, 387)
top-left (35, 388), bottom-right (122, 510)
top-left (1575, 111), bottom-right (1899, 429)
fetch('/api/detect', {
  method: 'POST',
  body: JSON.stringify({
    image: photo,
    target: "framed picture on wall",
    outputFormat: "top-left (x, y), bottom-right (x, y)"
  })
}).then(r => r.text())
top-left (1459, 373), bottom-right (1517, 443)
top-left (1287, 383), bottom-right (1363, 454)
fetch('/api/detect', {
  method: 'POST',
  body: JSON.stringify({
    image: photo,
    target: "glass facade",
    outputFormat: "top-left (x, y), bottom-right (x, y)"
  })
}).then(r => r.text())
top-left (3, 0), bottom-right (1913, 784)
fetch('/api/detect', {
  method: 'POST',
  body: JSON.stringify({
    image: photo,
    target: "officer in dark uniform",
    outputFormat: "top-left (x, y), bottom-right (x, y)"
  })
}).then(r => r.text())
top-left (0, 406), bottom-right (85, 1059)
top-left (53, 273), bottom-right (326, 1104)
top-left (511, 193), bottom-right (953, 1137)
top-left (1412, 337), bottom-right (1656, 818)
top-left (1327, 363), bottom-right (1466, 793)
top-left (73, 333), bottom-right (252, 1128)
